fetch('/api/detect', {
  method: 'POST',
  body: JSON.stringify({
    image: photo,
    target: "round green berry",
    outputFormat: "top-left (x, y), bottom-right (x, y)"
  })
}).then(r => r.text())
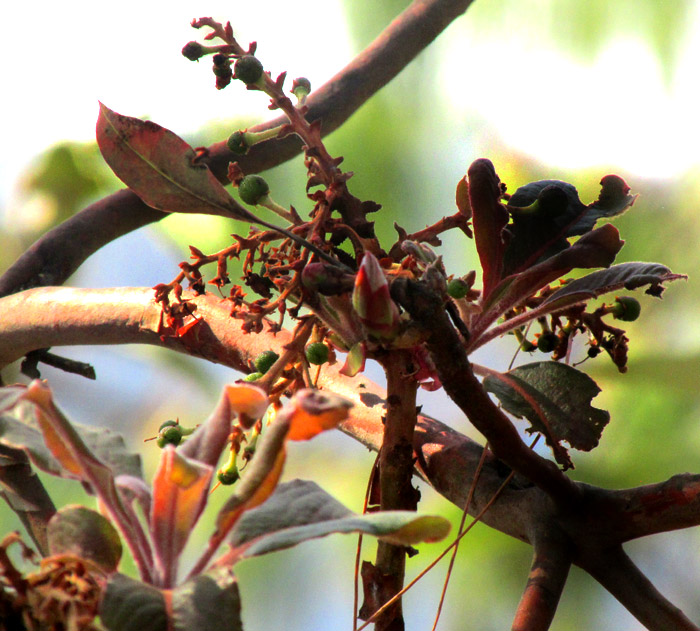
top-left (238, 175), bottom-right (269, 205)
top-left (305, 342), bottom-right (330, 366)
top-left (447, 279), bottom-right (469, 299)
top-left (182, 41), bottom-right (205, 62)
top-left (156, 425), bottom-right (183, 448)
top-left (227, 131), bottom-right (248, 155)
top-left (234, 55), bottom-right (264, 85)
top-left (254, 350), bottom-right (279, 374)
top-left (217, 467), bottom-right (240, 485)
top-left (536, 331), bottom-right (559, 353)
top-left (243, 372), bottom-right (264, 382)
top-left (612, 296), bottom-right (641, 322)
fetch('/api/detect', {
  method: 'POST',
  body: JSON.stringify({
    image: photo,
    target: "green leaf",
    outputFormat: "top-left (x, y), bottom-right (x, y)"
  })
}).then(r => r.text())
top-left (224, 479), bottom-right (450, 563)
top-left (483, 362), bottom-right (610, 468)
top-left (101, 573), bottom-right (168, 631)
top-left (96, 103), bottom-right (253, 221)
top-left (47, 505), bottom-right (122, 573)
top-left (172, 568), bottom-right (243, 631)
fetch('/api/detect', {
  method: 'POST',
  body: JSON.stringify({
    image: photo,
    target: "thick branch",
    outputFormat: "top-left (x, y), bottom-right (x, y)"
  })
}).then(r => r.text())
top-left (391, 277), bottom-right (580, 506)
top-left (0, 0), bottom-right (475, 299)
top-left (580, 546), bottom-right (700, 631)
top-left (512, 528), bottom-right (572, 631)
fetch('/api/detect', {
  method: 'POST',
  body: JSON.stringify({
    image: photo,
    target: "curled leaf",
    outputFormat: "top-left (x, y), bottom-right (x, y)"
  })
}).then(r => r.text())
top-left (283, 389), bottom-right (354, 441)
top-left (483, 362), bottom-right (610, 469)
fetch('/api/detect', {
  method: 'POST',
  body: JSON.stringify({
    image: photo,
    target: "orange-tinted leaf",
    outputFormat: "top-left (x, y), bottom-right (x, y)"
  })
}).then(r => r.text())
top-left (151, 446), bottom-right (212, 587)
top-left (284, 390), bottom-right (354, 441)
top-left (96, 103), bottom-right (252, 221)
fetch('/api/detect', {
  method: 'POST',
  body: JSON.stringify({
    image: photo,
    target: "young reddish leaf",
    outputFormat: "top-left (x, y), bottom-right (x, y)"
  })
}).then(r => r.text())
top-left (467, 159), bottom-right (510, 299)
top-left (151, 446), bottom-right (212, 587)
top-left (218, 480), bottom-right (450, 565)
top-left (482, 362), bottom-right (610, 468)
top-left (352, 252), bottom-right (400, 339)
top-left (543, 262), bottom-right (686, 308)
top-left (179, 384), bottom-right (269, 467)
top-left (339, 341), bottom-right (366, 377)
top-left (47, 505), bottom-right (122, 573)
top-left (283, 389), bottom-right (354, 441)
top-left (96, 103), bottom-right (253, 221)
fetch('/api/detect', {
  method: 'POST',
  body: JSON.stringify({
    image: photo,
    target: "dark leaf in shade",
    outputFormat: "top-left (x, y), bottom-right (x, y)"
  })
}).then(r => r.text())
top-left (483, 362), bottom-right (610, 469)
top-left (101, 574), bottom-right (168, 631)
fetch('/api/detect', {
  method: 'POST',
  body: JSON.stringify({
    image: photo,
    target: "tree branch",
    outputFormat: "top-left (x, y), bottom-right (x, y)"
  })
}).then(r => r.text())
top-left (0, 0), bottom-right (475, 299)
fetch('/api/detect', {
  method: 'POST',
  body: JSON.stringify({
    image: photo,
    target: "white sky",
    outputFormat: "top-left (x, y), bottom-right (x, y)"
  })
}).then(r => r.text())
top-left (2, 0), bottom-right (699, 213)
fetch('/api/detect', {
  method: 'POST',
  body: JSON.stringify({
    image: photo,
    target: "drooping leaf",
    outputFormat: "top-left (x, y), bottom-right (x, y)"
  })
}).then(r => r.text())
top-left (47, 505), bottom-right (122, 573)
top-left (171, 568), bottom-right (243, 631)
top-left (222, 480), bottom-right (450, 564)
top-left (151, 446), bottom-right (212, 587)
top-left (467, 159), bottom-right (510, 299)
top-left (96, 103), bottom-right (253, 221)
top-left (543, 262), bottom-right (686, 308)
top-left (101, 573), bottom-right (168, 631)
top-left (483, 362), bottom-right (610, 468)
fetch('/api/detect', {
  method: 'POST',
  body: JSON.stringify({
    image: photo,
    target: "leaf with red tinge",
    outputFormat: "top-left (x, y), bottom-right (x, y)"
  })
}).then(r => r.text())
top-left (283, 389), bottom-right (353, 441)
top-left (544, 261), bottom-right (686, 308)
top-left (467, 159), bottom-right (510, 299)
top-left (483, 362), bottom-right (610, 469)
top-left (96, 103), bottom-right (253, 221)
top-left (219, 480), bottom-right (450, 565)
top-left (151, 446), bottom-right (212, 587)
top-left (48, 505), bottom-right (122, 573)
top-left (340, 341), bottom-right (366, 377)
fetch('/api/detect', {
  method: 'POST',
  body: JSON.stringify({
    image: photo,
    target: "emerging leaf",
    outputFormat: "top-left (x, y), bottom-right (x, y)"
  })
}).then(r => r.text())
top-left (352, 252), bottom-right (400, 339)
top-left (483, 362), bottom-right (610, 469)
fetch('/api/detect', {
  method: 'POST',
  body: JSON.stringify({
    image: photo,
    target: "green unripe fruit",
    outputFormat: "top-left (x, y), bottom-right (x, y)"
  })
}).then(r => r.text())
top-left (305, 342), bottom-right (330, 366)
top-left (254, 350), bottom-right (279, 374)
top-left (227, 131), bottom-right (248, 155)
top-left (157, 425), bottom-right (183, 448)
top-left (291, 77), bottom-right (311, 100)
top-left (182, 41), bottom-right (205, 61)
top-left (536, 331), bottom-right (559, 353)
top-left (612, 296), bottom-right (641, 322)
top-left (234, 55), bottom-right (264, 85)
top-left (243, 372), bottom-right (264, 382)
top-left (447, 279), bottom-right (470, 299)
top-left (217, 467), bottom-right (240, 485)
top-left (238, 175), bottom-right (270, 206)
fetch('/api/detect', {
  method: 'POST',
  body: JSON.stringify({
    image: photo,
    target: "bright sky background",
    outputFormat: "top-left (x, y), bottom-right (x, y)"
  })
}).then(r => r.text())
top-left (2, 0), bottom-right (699, 216)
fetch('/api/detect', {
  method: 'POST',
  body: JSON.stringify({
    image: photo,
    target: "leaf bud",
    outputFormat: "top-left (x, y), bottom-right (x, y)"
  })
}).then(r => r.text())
top-left (254, 350), bottom-right (279, 374)
top-left (234, 55), bottom-right (264, 85)
top-left (352, 253), bottom-right (400, 340)
top-left (182, 41), bottom-right (206, 61)
top-left (305, 342), bottom-right (330, 366)
top-left (611, 296), bottom-right (641, 322)
top-left (238, 174), bottom-right (270, 205)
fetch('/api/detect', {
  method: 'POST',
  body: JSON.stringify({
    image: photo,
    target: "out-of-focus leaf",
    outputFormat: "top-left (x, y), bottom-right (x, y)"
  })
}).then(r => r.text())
top-left (0, 443), bottom-right (55, 556)
top-left (172, 567), bottom-right (242, 631)
top-left (483, 362), bottom-right (610, 468)
top-left (468, 158), bottom-right (510, 298)
top-left (47, 505), bottom-right (122, 573)
top-left (283, 389), bottom-right (354, 441)
top-left (544, 262), bottom-right (686, 308)
top-left (101, 573), bottom-right (167, 631)
top-left (96, 103), bottom-right (253, 221)
top-left (0, 384), bottom-right (142, 481)
top-left (151, 446), bottom-right (212, 587)
top-left (223, 479), bottom-right (450, 563)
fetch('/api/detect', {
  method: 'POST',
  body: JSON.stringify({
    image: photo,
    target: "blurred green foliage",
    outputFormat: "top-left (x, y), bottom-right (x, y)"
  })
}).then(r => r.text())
top-left (2, 1), bottom-right (700, 629)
